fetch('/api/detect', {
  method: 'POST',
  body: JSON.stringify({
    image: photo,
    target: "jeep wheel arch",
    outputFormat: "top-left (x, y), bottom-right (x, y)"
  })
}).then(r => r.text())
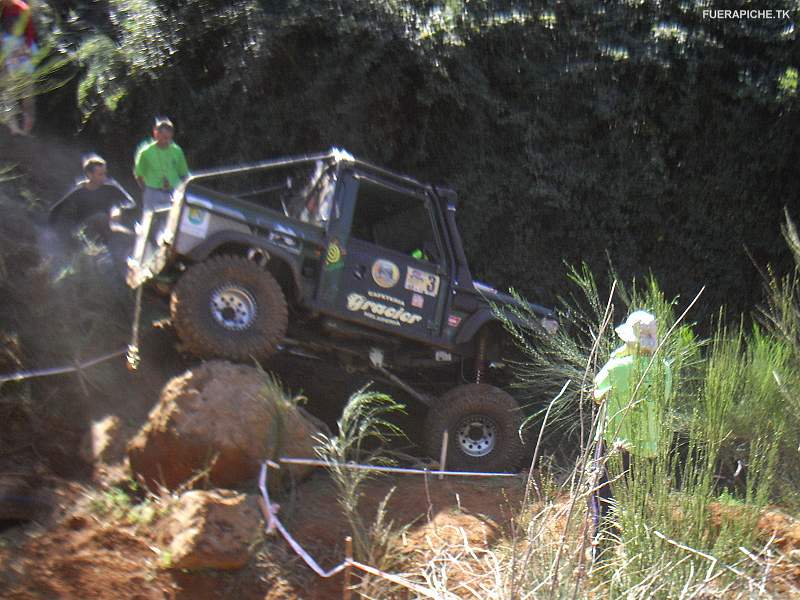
top-left (185, 231), bottom-right (305, 303)
top-left (455, 309), bottom-right (503, 346)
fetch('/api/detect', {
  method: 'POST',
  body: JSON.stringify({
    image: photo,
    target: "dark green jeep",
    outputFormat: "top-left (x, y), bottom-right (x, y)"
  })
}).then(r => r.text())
top-left (128, 149), bottom-right (556, 471)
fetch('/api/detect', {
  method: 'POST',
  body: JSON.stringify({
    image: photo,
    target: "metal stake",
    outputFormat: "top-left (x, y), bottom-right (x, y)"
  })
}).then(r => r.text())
top-left (343, 536), bottom-right (353, 600)
top-left (439, 430), bottom-right (449, 480)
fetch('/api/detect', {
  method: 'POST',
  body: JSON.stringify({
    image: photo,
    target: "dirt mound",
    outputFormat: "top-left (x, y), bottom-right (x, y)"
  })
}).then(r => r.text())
top-left (159, 490), bottom-right (261, 570)
top-left (0, 470), bottom-right (525, 600)
top-left (128, 360), bottom-right (323, 491)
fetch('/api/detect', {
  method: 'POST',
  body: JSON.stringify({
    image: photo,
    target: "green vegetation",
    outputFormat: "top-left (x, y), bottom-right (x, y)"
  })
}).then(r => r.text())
top-left (313, 386), bottom-right (410, 597)
top-left (28, 0), bottom-right (799, 321)
top-left (476, 218), bottom-right (800, 597)
top-left (88, 484), bottom-right (160, 527)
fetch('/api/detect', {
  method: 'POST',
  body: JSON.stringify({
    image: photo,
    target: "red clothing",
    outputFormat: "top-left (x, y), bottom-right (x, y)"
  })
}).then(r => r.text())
top-left (1, 0), bottom-right (37, 48)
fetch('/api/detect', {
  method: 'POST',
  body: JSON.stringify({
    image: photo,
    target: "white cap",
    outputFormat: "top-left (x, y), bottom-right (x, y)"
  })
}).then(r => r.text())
top-left (615, 310), bottom-right (658, 351)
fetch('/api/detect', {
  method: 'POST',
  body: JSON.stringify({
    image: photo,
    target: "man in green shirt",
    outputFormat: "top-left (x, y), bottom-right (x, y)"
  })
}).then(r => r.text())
top-left (589, 310), bottom-right (671, 560)
top-left (134, 117), bottom-right (189, 213)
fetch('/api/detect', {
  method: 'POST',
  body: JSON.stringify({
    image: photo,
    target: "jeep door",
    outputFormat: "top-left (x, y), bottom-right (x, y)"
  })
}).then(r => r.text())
top-left (316, 172), bottom-right (450, 343)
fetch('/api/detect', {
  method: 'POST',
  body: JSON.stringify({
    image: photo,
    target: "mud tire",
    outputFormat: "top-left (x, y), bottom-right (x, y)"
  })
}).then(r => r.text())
top-left (170, 255), bottom-right (288, 361)
top-left (424, 384), bottom-right (525, 472)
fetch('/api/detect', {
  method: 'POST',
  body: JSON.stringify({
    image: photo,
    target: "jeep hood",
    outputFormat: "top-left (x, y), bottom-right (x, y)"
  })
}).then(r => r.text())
top-left (473, 281), bottom-right (554, 319)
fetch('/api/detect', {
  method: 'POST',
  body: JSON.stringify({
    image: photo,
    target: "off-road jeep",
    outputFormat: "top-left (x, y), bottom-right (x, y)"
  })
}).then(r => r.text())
top-left (127, 149), bottom-right (556, 471)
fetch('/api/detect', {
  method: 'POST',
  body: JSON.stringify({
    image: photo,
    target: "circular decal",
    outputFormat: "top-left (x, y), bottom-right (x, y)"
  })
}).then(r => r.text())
top-left (371, 259), bottom-right (400, 289)
top-left (187, 207), bottom-right (205, 225)
top-left (325, 241), bottom-right (342, 265)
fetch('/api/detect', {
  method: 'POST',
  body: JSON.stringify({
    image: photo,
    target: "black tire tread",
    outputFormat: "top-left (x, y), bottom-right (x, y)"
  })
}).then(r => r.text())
top-left (423, 383), bottom-right (525, 472)
top-left (170, 255), bottom-right (288, 361)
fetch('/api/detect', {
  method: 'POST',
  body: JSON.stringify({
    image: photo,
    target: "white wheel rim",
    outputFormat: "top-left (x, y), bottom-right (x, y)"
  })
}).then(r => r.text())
top-left (210, 284), bottom-right (257, 331)
top-left (456, 415), bottom-right (498, 457)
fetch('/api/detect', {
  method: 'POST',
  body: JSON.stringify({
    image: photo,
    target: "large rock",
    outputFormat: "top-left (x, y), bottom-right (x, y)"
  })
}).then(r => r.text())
top-left (159, 490), bottom-right (261, 570)
top-left (127, 360), bottom-right (323, 491)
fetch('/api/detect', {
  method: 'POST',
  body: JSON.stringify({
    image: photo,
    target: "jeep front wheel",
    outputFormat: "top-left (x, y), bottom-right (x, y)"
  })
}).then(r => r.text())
top-left (423, 384), bottom-right (525, 472)
top-left (170, 255), bottom-right (288, 361)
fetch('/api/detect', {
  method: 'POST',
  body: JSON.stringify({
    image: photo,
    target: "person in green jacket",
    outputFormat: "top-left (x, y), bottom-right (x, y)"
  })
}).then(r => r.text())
top-left (589, 309), bottom-right (671, 561)
top-left (133, 116), bottom-right (189, 214)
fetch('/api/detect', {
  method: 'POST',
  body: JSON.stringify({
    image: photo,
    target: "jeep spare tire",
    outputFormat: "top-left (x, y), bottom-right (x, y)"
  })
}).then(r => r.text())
top-left (170, 255), bottom-right (288, 361)
top-left (424, 384), bottom-right (525, 473)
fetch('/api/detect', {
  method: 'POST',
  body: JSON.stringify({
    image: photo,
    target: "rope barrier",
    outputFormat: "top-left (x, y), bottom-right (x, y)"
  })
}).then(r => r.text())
top-left (259, 459), bottom-right (516, 598)
top-left (0, 348), bottom-right (128, 384)
top-left (277, 457), bottom-right (522, 478)
top-left (258, 462), bottom-right (348, 578)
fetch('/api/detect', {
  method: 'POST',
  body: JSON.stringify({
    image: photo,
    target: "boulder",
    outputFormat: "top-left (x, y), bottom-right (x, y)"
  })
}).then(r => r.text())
top-left (160, 490), bottom-right (261, 570)
top-left (127, 360), bottom-right (322, 491)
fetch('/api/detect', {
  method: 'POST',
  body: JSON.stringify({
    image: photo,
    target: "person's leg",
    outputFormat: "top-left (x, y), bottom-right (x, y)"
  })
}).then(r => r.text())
top-left (108, 231), bottom-right (134, 278)
top-left (6, 113), bottom-right (24, 135)
top-left (142, 188), bottom-right (156, 213)
top-left (21, 95), bottom-right (34, 135)
top-left (589, 442), bottom-right (615, 562)
top-left (142, 188), bottom-right (172, 213)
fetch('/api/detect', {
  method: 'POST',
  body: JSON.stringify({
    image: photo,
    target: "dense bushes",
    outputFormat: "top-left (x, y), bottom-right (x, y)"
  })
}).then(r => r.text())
top-left (34, 0), bottom-right (800, 321)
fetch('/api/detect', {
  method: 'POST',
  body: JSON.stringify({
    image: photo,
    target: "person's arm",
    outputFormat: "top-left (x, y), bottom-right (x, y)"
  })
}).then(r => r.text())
top-left (177, 147), bottom-right (189, 180)
top-left (23, 6), bottom-right (37, 50)
top-left (134, 151), bottom-right (146, 189)
top-left (48, 182), bottom-right (87, 227)
top-left (593, 364), bottom-right (612, 404)
top-left (107, 178), bottom-right (137, 210)
top-left (104, 179), bottom-right (137, 234)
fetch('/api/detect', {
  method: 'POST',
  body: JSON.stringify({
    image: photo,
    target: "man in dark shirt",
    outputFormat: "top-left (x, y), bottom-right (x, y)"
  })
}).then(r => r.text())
top-left (49, 154), bottom-right (138, 270)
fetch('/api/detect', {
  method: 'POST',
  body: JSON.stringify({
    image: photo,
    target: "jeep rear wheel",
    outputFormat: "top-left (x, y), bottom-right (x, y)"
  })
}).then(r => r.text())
top-left (170, 255), bottom-right (288, 361)
top-left (424, 384), bottom-right (525, 472)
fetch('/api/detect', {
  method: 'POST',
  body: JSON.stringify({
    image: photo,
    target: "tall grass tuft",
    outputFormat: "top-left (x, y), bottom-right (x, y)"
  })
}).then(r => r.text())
top-left (314, 386), bottom-right (409, 597)
top-left (500, 265), bottom-right (703, 450)
top-left (756, 211), bottom-right (800, 506)
top-left (495, 263), bottom-right (796, 597)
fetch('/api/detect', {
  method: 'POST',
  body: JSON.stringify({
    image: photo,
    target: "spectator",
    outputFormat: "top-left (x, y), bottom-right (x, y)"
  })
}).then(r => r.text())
top-left (1, 0), bottom-right (37, 135)
top-left (133, 116), bottom-right (190, 214)
top-left (589, 310), bottom-right (672, 562)
top-left (49, 154), bottom-right (138, 270)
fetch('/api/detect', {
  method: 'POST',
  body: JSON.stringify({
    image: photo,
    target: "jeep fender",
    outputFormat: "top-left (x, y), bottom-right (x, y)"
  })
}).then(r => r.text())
top-left (184, 231), bottom-right (305, 301)
top-left (454, 307), bottom-right (527, 346)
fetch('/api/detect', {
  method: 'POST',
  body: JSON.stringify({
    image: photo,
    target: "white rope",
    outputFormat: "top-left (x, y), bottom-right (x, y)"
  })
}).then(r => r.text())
top-left (277, 457), bottom-right (521, 478)
top-left (0, 348), bottom-right (128, 384)
top-left (259, 462), bottom-right (348, 578)
top-left (258, 462), bottom-right (460, 598)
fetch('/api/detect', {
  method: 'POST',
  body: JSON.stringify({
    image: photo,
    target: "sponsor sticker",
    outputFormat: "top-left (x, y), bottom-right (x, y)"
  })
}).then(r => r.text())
top-left (372, 259), bottom-right (400, 288)
top-left (405, 267), bottom-right (440, 297)
top-left (447, 314), bottom-right (462, 327)
top-left (181, 206), bottom-right (209, 237)
top-left (411, 293), bottom-right (424, 308)
top-left (347, 292), bottom-right (423, 327)
top-left (368, 291), bottom-right (404, 305)
top-left (324, 239), bottom-right (345, 270)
